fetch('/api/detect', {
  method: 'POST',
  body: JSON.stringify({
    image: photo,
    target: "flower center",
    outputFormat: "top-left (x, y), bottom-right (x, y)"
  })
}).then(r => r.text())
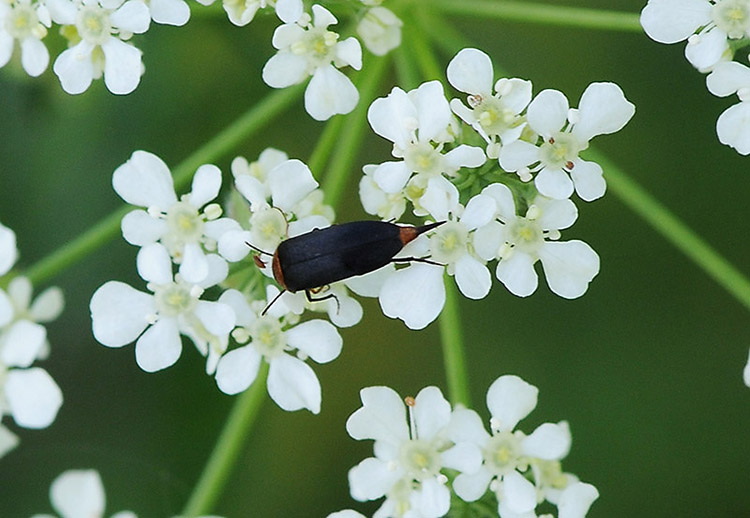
top-left (538, 132), bottom-right (582, 170)
top-left (712, 0), bottom-right (750, 39)
top-left (75, 4), bottom-right (112, 45)
top-left (292, 26), bottom-right (338, 68)
top-left (166, 201), bottom-right (205, 245)
top-left (506, 217), bottom-right (543, 255)
top-left (429, 221), bottom-right (468, 264)
top-left (6, 3), bottom-right (39, 39)
top-left (249, 207), bottom-right (287, 252)
top-left (475, 96), bottom-right (517, 136)
top-left (398, 439), bottom-right (442, 481)
top-left (153, 282), bottom-right (197, 318)
top-left (249, 316), bottom-right (285, 358)
top-left (404, 141), bottom-right (444, 175)
top-left (483, 432), bottom-right (522, 475)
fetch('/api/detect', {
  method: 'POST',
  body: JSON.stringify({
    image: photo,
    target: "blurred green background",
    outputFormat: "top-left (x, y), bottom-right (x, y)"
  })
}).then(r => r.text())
top-left (1, 0), bottom-right (749, 516)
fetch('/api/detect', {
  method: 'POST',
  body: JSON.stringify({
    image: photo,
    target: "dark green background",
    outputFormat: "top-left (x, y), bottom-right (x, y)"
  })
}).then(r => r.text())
top-left (1, 1), bottom-right (749, 516)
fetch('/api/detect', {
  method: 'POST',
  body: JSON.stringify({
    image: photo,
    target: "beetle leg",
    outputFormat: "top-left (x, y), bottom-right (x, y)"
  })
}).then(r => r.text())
top-left (391, 256), bottom-right (445, 267)
top-left (305, 288), bottom-right (341, 314)
top-left (261, 289), bottom-right (287, 316)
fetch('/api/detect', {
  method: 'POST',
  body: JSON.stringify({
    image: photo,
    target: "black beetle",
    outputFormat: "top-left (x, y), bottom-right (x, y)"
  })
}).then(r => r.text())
top-left (250, 220), bottom-right (444, 314)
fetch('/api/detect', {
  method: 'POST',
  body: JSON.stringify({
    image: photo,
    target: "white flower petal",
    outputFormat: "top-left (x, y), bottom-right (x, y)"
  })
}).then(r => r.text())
top-left (527, 89), bottom-right (568, 135)
top-left (20, 37), bottom-right (49, 77)
top-left (535, 196), bottom-right (578, 231)
top-left (179, 243), bottom-right (209, 284)
top-left (421, 176), bottom-right (459, 221)
top-left (707, 61), bottom-right (750, 97)
top-left (558, 482), bottom-right (599, 518)
top-left (503, 470), bottom-right (537, 513)
top-left (379, 263), bottom-right (445, 330)
top-left (535, 166), bottom-right (574, 200)
top-left (0, 424), bottom-right (19, 459)
top-left (90, 281), bottom-right (153, 347)
top-left (482, 183), bottom-right (517, 220)
top-left (136, 243), bottom-right (173, 284)
top-left (327, 511), bottom-right (366, 518)
top-left (285, 319), bottom-right (342, 363)
top-left (410, 477), bottom-right (450, 517)
top-left (413, 386), bottom-right (451, 439)
top-left (498, 140), bottom-right (540, 172)
top-left (194, 300), bottom-right (235, 336)
top-left (275, 0), bottom-right (302, 23)
top-left (716, 101), bottom-right (750, 155)
top-left (218, 230), bottom-right (255, 262)
top-left (538, 240), bottom-right (600, 298)
top-left (522, 420), bottom-right (571, 460)
top-left (453, 468), bottom-right (493, 502)
top-left (262, 52), bottom-right (308, 88)
top-left (486, 375), bottom-right (538, 432)
top-left (441, 442), bottom-right (482, 474)
top-left (50, 470), bottom-right (105, 518)
top-left (570, 158), bottom-right (606, 202)
top-left (412, 80), bottom-right (451, 142)
top-left (640, 0), bottom-right (710, 43)
top-left (461, 193), bottom-right (496, 230)
top-left (101, 38), bottom-right (143, 95)
top-left (312, 3), bottom-right (336, 27)
top-left (134, 317), bottom-right (182, 371)
top-left (111, 0), bottom-right (150, 32)
top-left (685, 26), bottom-right (729, 71)
top-left (188, 164), bottom-right (222, 207)
top-left (30, 286), bottom-right (64, 323)
top-left (444, 144), bottom-right (487, 170)
top-left (455, 255), bottom-right (491, 300)
top-left (446, 407), bottom-right (491, 445)
top-left (112, 150), bottom-right (177, 209)
top-left (149, 0), bottom-right (190, 25)
top-left (215, 345), bottom-right (261, 394)
top-left (120, 210), bottom-right (166, 246)
top-left (267, 354), bottom-right (322, 413)
top-left (53, 41), bottom-right (95, 95)
top-left (744, 348), bottom-right (750, 387)
top-left (6, 367), bottom-right (63, 429)
top-left (447, 47), bottom-right (493, 94)
top-left (372, 160), bottom-right (411, 194)
top-left (573, 82), bottom-right (635, 142)
top-left (346, 385), bottom-right (408, 443)
top-left (0, 222), bottom-right (17, 275)
top-left (269, 159), bottom-right (319, 212)
top-left (305, 65), bottom-right (359, 120)
top-left (348, 457), bottom-right (398, 501)
top-left (367, 87), bottom-right (414, 148)
top-left (496, 252), bottom-right (538, 297)
top-left (0, 290), bottom-right (13, 327)
top-left (335, 36), bottom-right (362, 70)
top-left (1, 320), bottom-right (46, 368)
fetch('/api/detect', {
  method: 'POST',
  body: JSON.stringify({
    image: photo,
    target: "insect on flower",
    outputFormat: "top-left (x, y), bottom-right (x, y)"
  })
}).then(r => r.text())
top-left (249, 220), bottom-right (445, 313)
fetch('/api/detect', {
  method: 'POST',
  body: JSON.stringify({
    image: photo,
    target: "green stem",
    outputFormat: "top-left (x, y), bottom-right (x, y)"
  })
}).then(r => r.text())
top-left (24, 85), bottom-right (303, 287)
top-left (180, 363), bottom-right (269, 517)
top-left (439, 279), bottom-right (472, 408)
top-left (592, 150), bottom-right (750, 312)
top-left (321, 54), bottom-right (391, 208)
top-left (428, 0), bottom-right (642, 33)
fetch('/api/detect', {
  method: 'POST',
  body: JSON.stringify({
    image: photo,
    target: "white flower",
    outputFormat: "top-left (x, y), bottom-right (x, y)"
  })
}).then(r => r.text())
top-left (2, 366), bottom-right (63, 429)
top-left (49, 0), bottom-right (150, 94)
top-left (214, 287), bottom-right (342, 414)
top-left (706, 60), bottom-right (750, 154)
top-left (473, 183), bottom-right (599, 298)
top-left (90, 243), bottom-right (235, 373)
top-left (262, 4), bottom-right (362, 120)
top-left (218, 157), bottom-right (324, 263)
top-left (499, 82), bottom-right (634, 201)
top-left (113, 150), bottom-right (239, 284)
top-left (447, 48), bottom-right (532, 155)
top-left (356, 6), bottom-right (402, 56)
top-left (367, 80), bottom-right (486, 199)
top-left (640, 0), bottom-right (745, 71)
top-left (345, 385), bottom-right (482, 518)
top-left (0, 0), bottom-right (51, 77)
top-left (194, 0), bottom-right (302, 26)
top-left (448, 375), bottom-right (595, 518)
top-left (0, 423), bottom-right (19, 459)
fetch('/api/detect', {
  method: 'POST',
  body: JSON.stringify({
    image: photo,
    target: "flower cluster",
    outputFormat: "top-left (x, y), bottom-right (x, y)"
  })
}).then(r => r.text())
top-left (0, 0), bottom-right (403, 117)
top-left (0, 221), bottom-right (64, 459)
top-left (34, 468), bottom-right (224, 518)
top-left (641, 0), bottom-right (750, 154)
top-left (328, 375), bottom-right (598, 518)
top-left (361, 48), bottom-right (634, 329)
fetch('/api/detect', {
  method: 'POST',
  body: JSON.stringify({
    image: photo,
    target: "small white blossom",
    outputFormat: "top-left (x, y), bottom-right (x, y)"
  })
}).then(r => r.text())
top-left (499, 82), bottom-right (635, 201)
top-left (359, 164), bottom-right (407, 220)
top-left (367, 80), bottom-right (486, 200)
top-left (473, 183), bottom-right (599, 298)
top-left (194, 0), bottom-right (301, 26)
top-left (640, 0), bottom-right (747, 72)
top-left (0, 0), bottom-right (51, 77)
top-left (114, 150), bottom-right (239, 284)
top-left (0, 221), bottom-right (18, 276)
top-left (346, 385), bottom-right (482, 518)
top-left (706, 60), bottom-right (750, 154)
top-left (49, 0), bottom-right (150, 94)
top-left (90, 243), bottom-right (235, 373)
top-left (356, 6), bottom-right (402, 56)
top-left (262, 4), bottom-right (362, 120)
top-left (214, 287), bottom-right (342, 414)
top-left (447, 48), bottom-right (532, 155)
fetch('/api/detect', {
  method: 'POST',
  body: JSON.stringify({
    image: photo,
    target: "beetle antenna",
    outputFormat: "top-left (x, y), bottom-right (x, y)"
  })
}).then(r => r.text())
top-left (261, 289), bottom-right (286, 316)
top-left (415, 221), bottom-right (445, 235)
top-left (245, 242), bottom-right (273, 256)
